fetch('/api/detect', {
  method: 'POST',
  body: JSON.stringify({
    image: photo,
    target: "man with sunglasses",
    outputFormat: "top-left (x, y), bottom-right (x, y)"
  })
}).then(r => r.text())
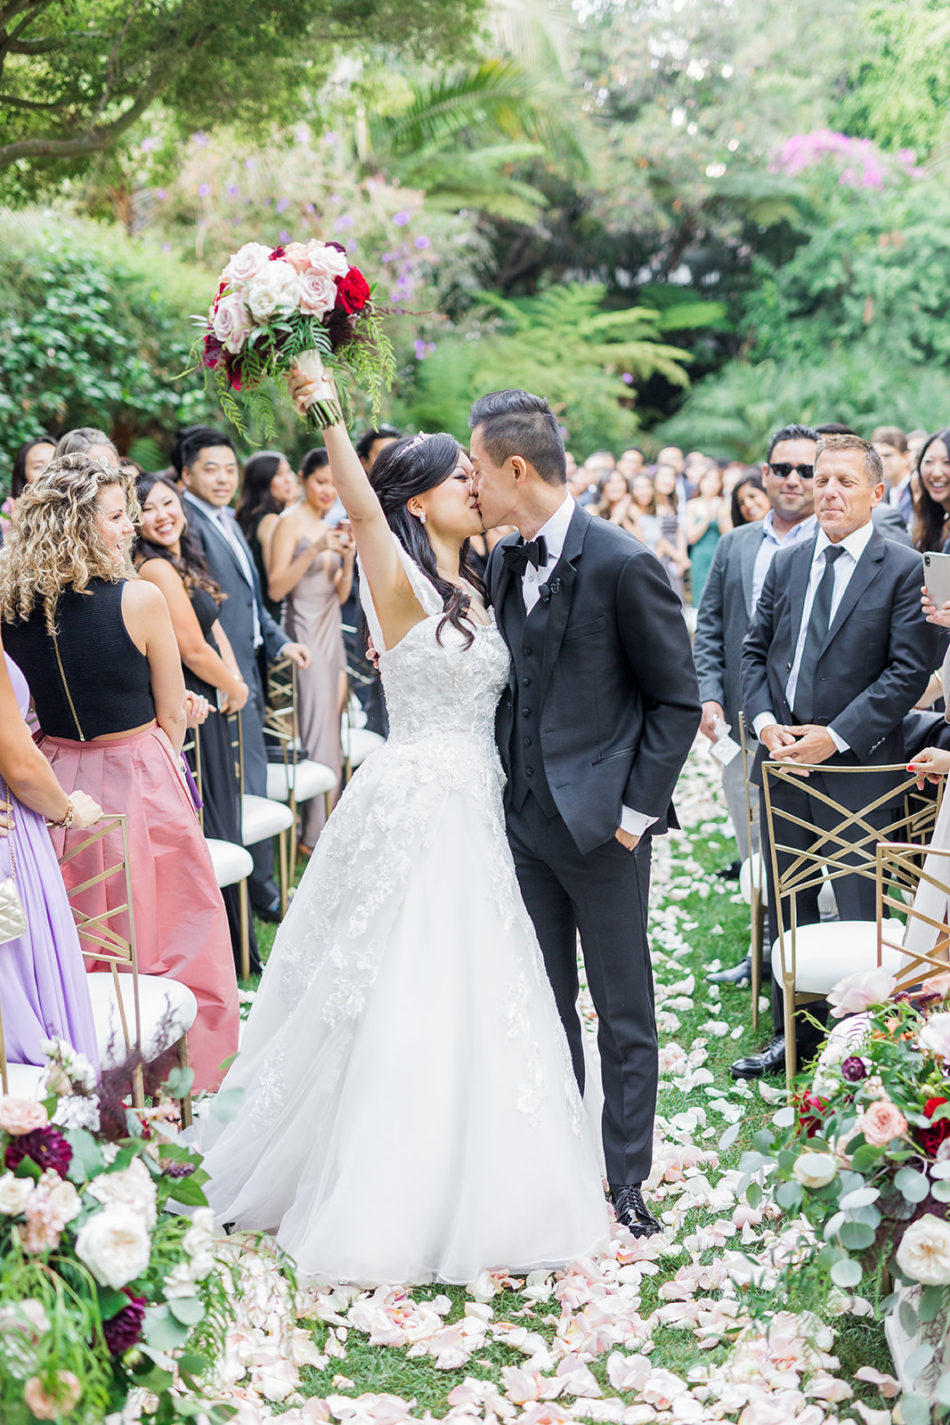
top-left (695, 425), bottom-right (818, 987)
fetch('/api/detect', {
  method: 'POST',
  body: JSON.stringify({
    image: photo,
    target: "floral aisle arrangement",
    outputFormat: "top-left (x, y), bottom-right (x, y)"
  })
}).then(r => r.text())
top-left (737, 967), bottom-right (950, 1422)
top-left (197, 239), bottom-right (394, 432)
top-left (0, 1039), bottom-right (286, 1425)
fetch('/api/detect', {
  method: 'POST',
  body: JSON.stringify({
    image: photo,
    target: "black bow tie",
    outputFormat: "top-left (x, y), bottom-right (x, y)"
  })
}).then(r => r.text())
top-left (502, 536), bottom-right (548, 575)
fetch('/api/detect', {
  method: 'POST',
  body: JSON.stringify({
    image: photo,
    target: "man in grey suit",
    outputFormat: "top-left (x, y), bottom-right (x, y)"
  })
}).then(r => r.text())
top-left (694, 425), bottom-right (818, 986)
top-left (180, 427), bottom-right (311, 922)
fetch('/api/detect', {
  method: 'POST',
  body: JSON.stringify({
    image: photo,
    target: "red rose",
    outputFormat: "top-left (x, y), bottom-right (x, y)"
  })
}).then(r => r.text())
top-left (925, 1097), bottom-right (948, 1118)
top-left (269, 245), bottom-right (286, 261)
top-left (919, 1095), bottom-right (950, 1155)
top-left (335, 268), bottom-right (370, 314)
top-left (796, 1091), bottom-right (830, 1138)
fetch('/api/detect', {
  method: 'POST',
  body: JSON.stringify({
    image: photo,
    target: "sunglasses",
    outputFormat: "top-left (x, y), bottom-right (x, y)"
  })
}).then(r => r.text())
top-left (768, 462), bottom-right (815, 481)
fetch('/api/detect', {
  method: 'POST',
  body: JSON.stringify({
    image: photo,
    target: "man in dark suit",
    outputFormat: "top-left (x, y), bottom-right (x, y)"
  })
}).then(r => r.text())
top-left (180, 427), bottom-right (312, 922)
top-left (470, 389), bottom-right (701, 1237)
top-left (734, 434), bottom-right (937, 1077)
top-left (694, 425), bottom-right (817, 895)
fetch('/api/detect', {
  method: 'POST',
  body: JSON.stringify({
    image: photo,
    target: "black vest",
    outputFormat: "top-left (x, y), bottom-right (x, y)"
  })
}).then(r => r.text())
top-left (500, 585), bottom-right (558, 816)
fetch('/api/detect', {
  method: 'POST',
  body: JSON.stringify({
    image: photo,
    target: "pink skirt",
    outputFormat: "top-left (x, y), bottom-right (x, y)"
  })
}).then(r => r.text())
top-left (43, 725), bottom-right (239, 1094)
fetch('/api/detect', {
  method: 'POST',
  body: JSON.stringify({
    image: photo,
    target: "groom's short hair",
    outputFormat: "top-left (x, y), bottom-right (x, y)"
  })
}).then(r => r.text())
top-left (469, 390), bottom-right (566, 487)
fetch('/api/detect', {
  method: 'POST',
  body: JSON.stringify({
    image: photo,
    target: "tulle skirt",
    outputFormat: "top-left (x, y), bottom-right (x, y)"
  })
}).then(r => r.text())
top-left (42, 726), bottom-right (239, 1093)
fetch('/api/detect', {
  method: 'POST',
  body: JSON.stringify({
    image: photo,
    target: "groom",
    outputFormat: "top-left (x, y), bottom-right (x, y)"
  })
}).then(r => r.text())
top-left (470, 390), bottom-right (701, 1236)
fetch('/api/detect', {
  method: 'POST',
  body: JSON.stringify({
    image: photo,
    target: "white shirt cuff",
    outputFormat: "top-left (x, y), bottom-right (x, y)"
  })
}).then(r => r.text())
top-left (753, 712), bottom-right (778, 739)
top-left (620, 806), bottom-right (657, 838)
top-left (827, 724), bottom-right (850, 754)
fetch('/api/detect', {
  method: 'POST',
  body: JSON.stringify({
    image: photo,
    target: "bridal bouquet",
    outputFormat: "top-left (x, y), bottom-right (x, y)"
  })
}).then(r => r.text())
top-left (198, 239), bottom-right (394, 431)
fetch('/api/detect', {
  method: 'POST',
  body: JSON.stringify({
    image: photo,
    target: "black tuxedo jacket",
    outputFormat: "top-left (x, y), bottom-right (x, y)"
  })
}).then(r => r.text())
top-left (183, 494), bottom-right (287, 686)
top-left (488, 502), bottom-right (701, 854)
top-left (740, 527), bottom-right (937, 806)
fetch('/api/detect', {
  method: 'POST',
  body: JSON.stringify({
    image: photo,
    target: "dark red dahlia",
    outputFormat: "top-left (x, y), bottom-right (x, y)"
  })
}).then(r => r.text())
top-left (841, 1056), bottom-right (868, 1082)
top-left (4, 1128), bottom-right (72, 1176)
top-left (268, 245), bottom-right (286, 261)
top-left (103, 1292), bottom-right (146, 1356)
top-left (335, 268), bottom-right (370, 314)
top-left (223, 350), bottom-right (244, 391)
top-left (202, 332), bottom-right (224, 369)
top-left (326, 240), bottom-right (347, 256)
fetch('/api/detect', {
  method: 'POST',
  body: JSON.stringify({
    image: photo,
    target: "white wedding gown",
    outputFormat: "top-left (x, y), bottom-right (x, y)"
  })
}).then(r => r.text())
top-left (199, 538), bottom-right (608, 1284)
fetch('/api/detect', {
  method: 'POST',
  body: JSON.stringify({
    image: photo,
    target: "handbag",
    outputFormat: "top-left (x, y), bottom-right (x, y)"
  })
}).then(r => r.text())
top-left (0, 782), bottom-right (27, 945)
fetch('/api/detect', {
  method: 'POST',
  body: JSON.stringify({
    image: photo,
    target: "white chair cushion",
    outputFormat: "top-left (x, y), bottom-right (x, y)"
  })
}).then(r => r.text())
top-left (341, 727), bottom-right (384, 767)
top-left (241, 794), bottom-right (294, 846)
top-left (3, 1063), bottom-right (47, 1098)
top-left (770, 918), bottom-right (907, 996)
top-left (86, 973), bottom-right (198, 1069)
top-left (265, 759), bottom-right (338, 804)
top-left (739, 853), bottom-right (768, 906)
top-left (206, 838), bottom-right (254, 888)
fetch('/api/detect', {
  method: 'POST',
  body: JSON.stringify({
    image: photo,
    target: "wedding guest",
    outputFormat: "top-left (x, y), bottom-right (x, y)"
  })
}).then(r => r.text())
top-left (872, 426), bottom-right (913, 527)
top-left (235, 450), bottom-right (299, 623)
top-left (10, 435), bottom-right (56, 500)
top-left (0, 639), bottom-right (103, 1068)
top-left (653, 464), bottom-right (690, 601)
top-left (355, 425), bottom-right (402, 472)
top-left (730, 470), bottom-right (770, 527)
top-left (908, 428), bottom-right (929, 470)
top-left (593, 470), bottom-right (638, 534)
top-left (816, 424), bottom-right (913, 546)
top-left (0, 454), bottom-right (239, 1092)
top-left (695, 424), bottom-right (818, 942)
top-left (54, 427), bottom-right (119, 465)
top-left (134, 473), bottom-right (260, 975)
top-left (736, 434), bottom-right (938, 1078)
top-left (179, 427), bottom-right (311, 922)
top-left (618, 447), bottom-right (645, 480)
top-left (268, 449), bottom-right (354, 853)
top-left (913, 428), bottom-right (950, 553)
top-left (686, 465), bottom-right (731, 603)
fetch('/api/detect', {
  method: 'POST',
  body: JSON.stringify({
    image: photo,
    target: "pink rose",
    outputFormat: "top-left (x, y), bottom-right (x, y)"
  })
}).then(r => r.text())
top-left (306, 240), bottom-right (349, 279)
top-left (861, 1098), bottom-right (908, 1146)
top-left (826, 966), bottom-right (897, 1018)
top-left (211, 291), bottom-right (252, 355)
top-left (298, 268), bottom-right (339, 317)
top-left (922, 971), bottom-right (950, 999)
top-left (283, 242), bottom-right (313, 274)
top-left (24, 1372), bottom-right (81, 1420)
top-left (0, 1097), bottom-right (48, 1136)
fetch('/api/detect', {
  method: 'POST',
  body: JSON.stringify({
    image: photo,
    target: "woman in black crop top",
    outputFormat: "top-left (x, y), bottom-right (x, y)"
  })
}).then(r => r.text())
top-left (0, 454), bottom-right (239, 1094)
top-left (134, 473), bottom-right (261, 976)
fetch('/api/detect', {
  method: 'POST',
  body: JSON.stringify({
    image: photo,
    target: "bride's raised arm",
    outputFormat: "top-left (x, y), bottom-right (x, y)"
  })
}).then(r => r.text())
top-left (287, 368), bottom-right (424, 649)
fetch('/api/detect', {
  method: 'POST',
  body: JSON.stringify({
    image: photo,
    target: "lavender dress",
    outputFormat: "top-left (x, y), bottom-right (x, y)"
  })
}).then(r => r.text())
top-left (0, 656), bottom-right (98, 1067)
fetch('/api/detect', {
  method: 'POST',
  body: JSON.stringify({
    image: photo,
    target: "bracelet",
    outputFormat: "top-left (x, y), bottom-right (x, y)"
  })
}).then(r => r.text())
top-left (50, 797), bottom-right (77, 830)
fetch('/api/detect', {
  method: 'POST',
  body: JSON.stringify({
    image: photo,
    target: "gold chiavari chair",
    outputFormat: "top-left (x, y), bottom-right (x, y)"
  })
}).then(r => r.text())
top-left (264, 657), bottom-right (337, 872)
top-left (228, 710), bottom-right (294, 919)
top-left (183, 726), bottom-right (255, 981)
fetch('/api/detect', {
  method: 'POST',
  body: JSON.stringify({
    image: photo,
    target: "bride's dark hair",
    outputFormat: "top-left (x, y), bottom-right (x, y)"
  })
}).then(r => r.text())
top-left (369, 432), bottom-right (484, 647)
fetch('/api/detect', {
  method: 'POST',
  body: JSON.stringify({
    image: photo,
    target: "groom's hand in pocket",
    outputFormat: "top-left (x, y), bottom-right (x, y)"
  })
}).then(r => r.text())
top-left (615, 827), bottom-right (640, 852)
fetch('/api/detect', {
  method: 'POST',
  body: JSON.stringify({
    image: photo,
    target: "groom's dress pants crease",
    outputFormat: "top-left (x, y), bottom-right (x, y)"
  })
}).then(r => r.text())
top-left (506, 792), bottom-right (658, 1185)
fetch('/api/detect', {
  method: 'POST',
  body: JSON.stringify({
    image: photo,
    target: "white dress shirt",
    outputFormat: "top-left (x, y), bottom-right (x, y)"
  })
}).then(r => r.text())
top-left (753, 519), bottom-right (876, 752)
top-left (750, 511), bottom-right (817, 614)
top-left (184, 491), bottom-right (263, 648)
top-left (520, 493), bottom-right (655, 839)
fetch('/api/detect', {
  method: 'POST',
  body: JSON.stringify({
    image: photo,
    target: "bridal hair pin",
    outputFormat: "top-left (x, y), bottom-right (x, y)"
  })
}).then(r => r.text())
top-left (406, 431), bottom-right (428, 452)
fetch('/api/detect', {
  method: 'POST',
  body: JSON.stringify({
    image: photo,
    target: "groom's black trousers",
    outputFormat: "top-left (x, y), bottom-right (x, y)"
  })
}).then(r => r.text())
top-left (505, 792), bottom-right (657, 1186)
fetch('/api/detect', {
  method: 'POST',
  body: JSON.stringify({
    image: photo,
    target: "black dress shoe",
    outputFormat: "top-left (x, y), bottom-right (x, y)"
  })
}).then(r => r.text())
top-left (715, 860), bottom-right (742, 881)
top-left (609, 1183), bottom-right (661, 1238)
top-left (730, 1035), bottom-right (786, 1079)
top-left (707, 954), bottom-right (752, 986)
top-left (254, 900), bottom-right (282, 924)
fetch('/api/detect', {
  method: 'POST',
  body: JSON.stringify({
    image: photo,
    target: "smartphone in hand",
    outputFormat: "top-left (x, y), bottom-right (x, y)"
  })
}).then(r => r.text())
top-left (924, 551), bottom-right (950, 608)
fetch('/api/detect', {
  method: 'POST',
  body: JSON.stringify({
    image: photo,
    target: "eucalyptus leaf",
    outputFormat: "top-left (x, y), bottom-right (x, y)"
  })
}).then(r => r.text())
top-left (829, 1256), bottom-right (862, 1288)
top-left (746, 1180), bottom-right (763, 1209)
top-left (895, 1166), bottom-right (930, 1203)
top-left (838, 1186), bottom-right (879, 1209)
top-left (838, 1220), bottom-right (876, 1251)
top-left (904, 1342), bottom-right (935, 1378)
top-left (776, 1180), bottom-right (804, 1210)
top-left (144, 1303), bottom-right (192, 1352)
top-left (899, 1393), bottom-right (934, 1425)
top-left (933, 1180), bottom-right (950, 1203)
top-left (772, 1106), bottom-right (795, 1128)
top-left (918, 1284), bottom-right (947, 1324)
top-left (64, 1128), bottom-right (103, 1183)
top-left (168, 1295), bottom-right (205, 1326)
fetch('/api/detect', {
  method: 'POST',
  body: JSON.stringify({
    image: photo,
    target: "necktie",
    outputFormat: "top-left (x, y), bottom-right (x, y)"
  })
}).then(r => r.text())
top-left (793, 545), bottom-right (844, 723)
top-left (502, 535), bottom-right (548, 575)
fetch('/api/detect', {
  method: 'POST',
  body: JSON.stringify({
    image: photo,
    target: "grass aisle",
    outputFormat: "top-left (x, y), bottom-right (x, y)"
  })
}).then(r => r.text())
top-left (221, 746), bottom-right (899, 1425)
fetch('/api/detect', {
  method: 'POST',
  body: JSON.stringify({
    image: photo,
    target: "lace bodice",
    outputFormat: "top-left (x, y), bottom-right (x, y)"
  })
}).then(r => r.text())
top-left (360, 542), bottom-right (510, 752)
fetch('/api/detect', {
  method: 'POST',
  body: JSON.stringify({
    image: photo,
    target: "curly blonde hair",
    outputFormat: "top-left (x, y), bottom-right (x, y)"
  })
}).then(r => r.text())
top-left (0, 454), bottom-right (140, 634)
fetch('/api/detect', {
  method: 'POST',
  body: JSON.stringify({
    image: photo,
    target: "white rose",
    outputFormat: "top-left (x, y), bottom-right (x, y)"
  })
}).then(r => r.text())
top-left (43, 1175), bottom-right (81, 1229)
top-left (306, 240), bottom-right (349, 279)
top-left (895, 1213), bottom-right (950, 1285)
top-left (918, 1013), bottom-right (950, 1061)
top-left (0, 1172), bottom-right (33, 1216)
top-left (188, 1249), bottom-right (215, 1282)
top-left (163, 1261), bottom-right (198, 1299)
top-left (792, 1152), bottom-right (838, 1190)
top-left (223, 242), bottom-right (273, 287)
top-left (88, 1158), bottom-right (157, 1229)
top-left (75, 1207), bottom-right (151, 1289)
top-left (244, 259), bottom-right (301, 322)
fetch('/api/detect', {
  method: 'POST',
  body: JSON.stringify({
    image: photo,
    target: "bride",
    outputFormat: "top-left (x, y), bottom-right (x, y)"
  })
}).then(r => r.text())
top-left (198, 373), bottom-right (609, 1284)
